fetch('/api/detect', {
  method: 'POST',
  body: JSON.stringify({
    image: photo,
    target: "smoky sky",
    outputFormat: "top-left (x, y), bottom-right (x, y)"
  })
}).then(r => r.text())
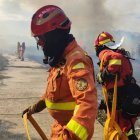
top-left (22, 0), bottom-right (115, 33)
top-left (0, 0), bottom-right (116, 51)
top-left (0, 0), bottom-right (140, 54)
top-left (0, 0), bottom-right (115, 32)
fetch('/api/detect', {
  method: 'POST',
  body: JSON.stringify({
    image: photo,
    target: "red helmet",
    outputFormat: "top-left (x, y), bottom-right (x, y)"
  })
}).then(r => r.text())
top-left (31, 5), bottom-right (71, 36)
top-left (94, 32), bottom-right (115, 46)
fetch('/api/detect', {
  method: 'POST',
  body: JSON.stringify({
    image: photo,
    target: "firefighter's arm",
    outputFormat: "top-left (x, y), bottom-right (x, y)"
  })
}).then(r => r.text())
top-left (60, 61), bottom-right (98, 140)
top-left (22, 99), bottom-right (46, 118)
top-left (99, 52), bottom-right (122, 82)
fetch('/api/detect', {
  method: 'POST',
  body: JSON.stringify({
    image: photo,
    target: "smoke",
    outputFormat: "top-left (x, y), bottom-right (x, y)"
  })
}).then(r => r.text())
top-left (12, 0), bottom-right (115, 33)
top-left (0, 0), bottom-right (140, 55)
top-left (0, 0), bottom-right (116, 54)
top-left (1, 0), bottom-right (115, 32)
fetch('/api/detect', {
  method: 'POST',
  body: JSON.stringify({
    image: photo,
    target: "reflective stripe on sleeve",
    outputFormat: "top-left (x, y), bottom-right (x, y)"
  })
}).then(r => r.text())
top-left (72, 62), bottom-right (85, 69)
top-left (67, 119), bottom-right (88, 140)
top-left (45, 99), bottom-right (76, 110)
top-left (109, 59), bottom-right (121, 65)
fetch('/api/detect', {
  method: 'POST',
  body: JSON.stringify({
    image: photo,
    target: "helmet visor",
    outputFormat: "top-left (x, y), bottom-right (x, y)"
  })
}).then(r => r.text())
top-left (105, 36), bottom-right (124, 50)
top-left (34, 36), bottom-right (46, 47)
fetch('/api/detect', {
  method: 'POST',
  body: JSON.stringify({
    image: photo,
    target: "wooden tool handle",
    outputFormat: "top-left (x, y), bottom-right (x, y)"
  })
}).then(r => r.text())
top-left (28, 116), bottom-right (48, 140)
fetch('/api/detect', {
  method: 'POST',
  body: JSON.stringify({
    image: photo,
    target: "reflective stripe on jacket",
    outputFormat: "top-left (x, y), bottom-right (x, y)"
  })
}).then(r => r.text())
top-left (42, 40), bottom-right (97, 140)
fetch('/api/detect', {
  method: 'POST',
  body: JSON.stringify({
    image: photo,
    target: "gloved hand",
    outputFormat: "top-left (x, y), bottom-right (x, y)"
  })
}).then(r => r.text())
top-left (96, 72), bottom-right (103, 84)
top-left (22, 106), bottom-right (34, 118)
top-left (22, 99), bottom-right (46, 118)
top-left (97, 68), bottom-right (116, 84)
top-left (102, 68), bottom-right (116, 82)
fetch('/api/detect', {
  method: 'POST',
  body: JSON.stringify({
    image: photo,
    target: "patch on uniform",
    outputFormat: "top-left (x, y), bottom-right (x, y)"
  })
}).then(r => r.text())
top-left (76, 78), bottom-right (88, 91)
top-left (72, 62), bottom-right (85, 70)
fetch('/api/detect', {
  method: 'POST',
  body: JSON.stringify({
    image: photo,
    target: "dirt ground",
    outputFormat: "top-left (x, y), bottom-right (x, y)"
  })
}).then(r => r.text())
top-left (0, 55), bottom-right (104, 140)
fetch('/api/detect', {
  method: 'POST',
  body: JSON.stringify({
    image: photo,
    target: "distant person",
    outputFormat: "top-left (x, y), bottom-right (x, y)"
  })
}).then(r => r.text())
top-left (17, 42), bottom-right (21, 59)
top-left (20, 42), bottom-right (26, 61)
top-left (94, 31), bottom-right (138, 140)
top-left (22, 5), bottom-right (97, 140)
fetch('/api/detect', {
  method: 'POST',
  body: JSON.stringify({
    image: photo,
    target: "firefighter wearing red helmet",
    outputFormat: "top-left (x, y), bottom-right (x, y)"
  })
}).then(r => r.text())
top-left (94, 32), bottom-right (138, 140)
top-left (22, 5), bottom-right (98, 140)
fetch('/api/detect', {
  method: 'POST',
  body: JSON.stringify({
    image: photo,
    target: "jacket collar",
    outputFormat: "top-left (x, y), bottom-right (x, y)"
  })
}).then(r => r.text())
top-left (63, 39), bottom-right (79, 57)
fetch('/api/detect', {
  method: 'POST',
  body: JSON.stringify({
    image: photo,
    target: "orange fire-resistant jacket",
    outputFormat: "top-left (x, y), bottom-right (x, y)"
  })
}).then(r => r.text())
top-left (41, 40), bottom-right (98, 140)
top-left (99, 49), bottom-right (133, 90)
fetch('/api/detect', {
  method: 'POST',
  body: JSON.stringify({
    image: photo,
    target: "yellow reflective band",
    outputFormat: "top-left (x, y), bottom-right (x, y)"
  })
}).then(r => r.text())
top-left (109, 59), bottom-right (121, 65)
top-left (45, 99), bottom-right (76, 110)
top-left (70, 51), bottom-right (80, 57)
top-left (72, 62), bottom-right (85, 69)
top-left (23, 113), bottom-right (31, 140)
top-left (100, 33), bottom-right (107, 37)
top-left (67, 119), bottom-right (88, 140)
top-left (126, 129), bottom-right (133, 136)
top-left (99, 39), bottom-right (111, 45)
top-left (74, 105), bottom-right (80, 115)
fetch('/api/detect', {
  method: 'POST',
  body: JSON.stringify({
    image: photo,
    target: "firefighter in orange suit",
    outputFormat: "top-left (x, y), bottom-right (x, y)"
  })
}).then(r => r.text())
top-left (94, 32), bottom-right (138, 140)
top-left (22, 5), bottom-right (97, 140)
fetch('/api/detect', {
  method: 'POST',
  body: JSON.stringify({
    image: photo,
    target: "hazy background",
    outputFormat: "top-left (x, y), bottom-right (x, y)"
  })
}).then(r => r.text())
top-left (0, 0), bottom-right (140, 57)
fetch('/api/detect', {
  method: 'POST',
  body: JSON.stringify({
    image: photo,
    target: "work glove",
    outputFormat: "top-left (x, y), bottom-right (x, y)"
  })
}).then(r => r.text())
top-left (102, 68), bottom-right (116, 82)
top-left (22, 99), bottom-right (46, 118)
top-left (97, 68), bottom-right (116, 84)
top-left (22, 106), bottom-right (34, 118)
top-left (96, 72), bottom-right (103, 84)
